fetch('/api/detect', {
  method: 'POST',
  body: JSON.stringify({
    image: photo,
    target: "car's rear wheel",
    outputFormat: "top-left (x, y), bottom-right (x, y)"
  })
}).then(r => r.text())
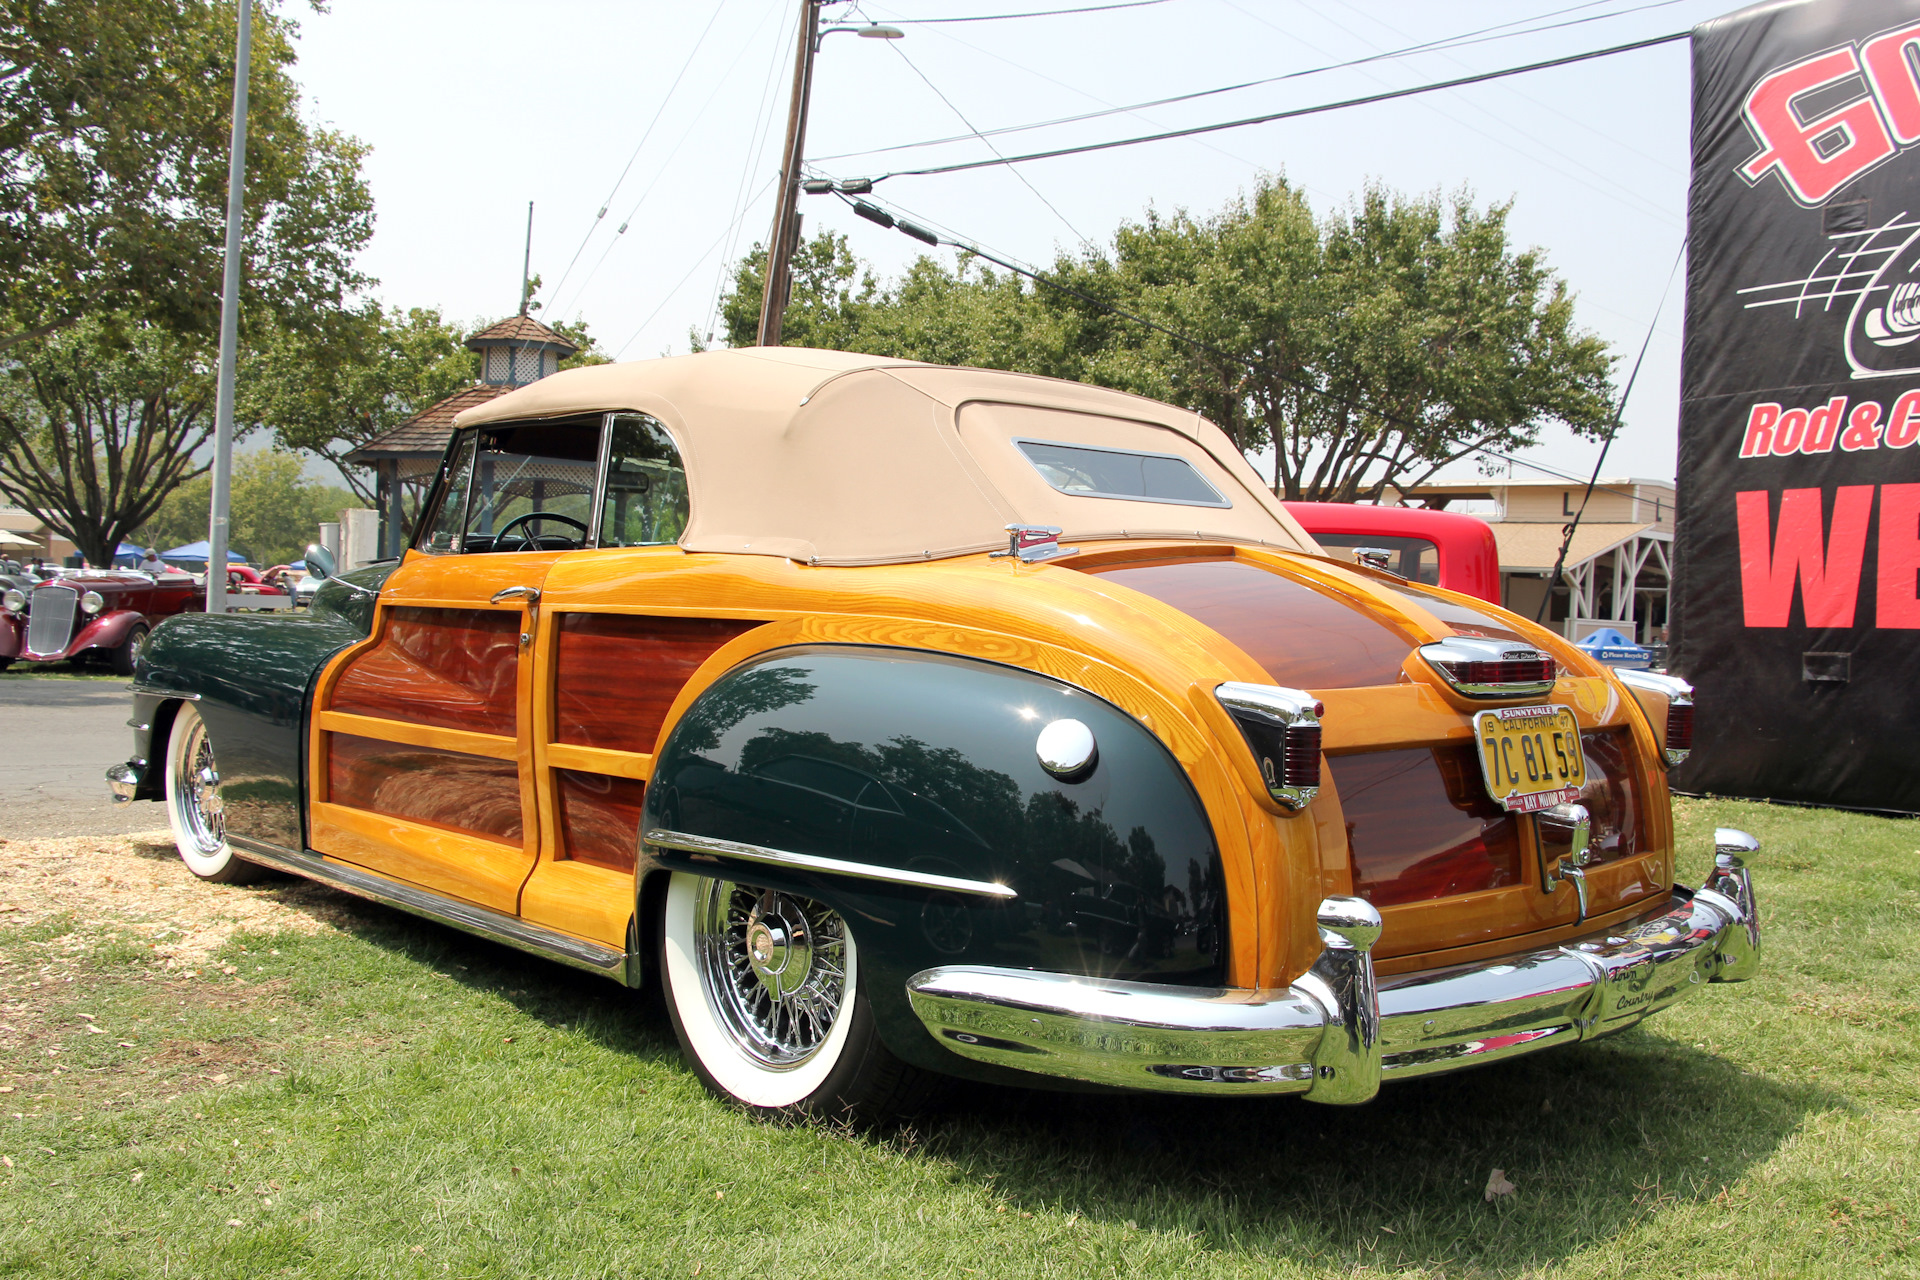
top-left (110, 624), bottom-right (148, 677)
top-left (658, 871), bottom-right (930, 1121)
top-left (163, 704), bottom-right (267, 884)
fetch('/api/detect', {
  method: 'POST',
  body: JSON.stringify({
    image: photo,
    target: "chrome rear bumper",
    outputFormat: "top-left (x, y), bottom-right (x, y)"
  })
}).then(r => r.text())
top-left (907, 829), bottom-right (1761, 1103)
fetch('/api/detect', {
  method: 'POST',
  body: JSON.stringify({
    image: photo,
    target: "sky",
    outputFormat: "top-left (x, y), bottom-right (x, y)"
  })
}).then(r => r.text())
top-left (287, 0), bottom-right (1745, 490)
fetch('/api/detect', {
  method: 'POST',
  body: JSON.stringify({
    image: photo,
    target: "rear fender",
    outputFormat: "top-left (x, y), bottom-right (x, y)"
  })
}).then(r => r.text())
top-left (638, 644), bottom-right (1229, 1078)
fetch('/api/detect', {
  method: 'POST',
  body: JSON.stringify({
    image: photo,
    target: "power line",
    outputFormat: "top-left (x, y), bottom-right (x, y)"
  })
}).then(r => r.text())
top-left (883, 0), bottom-right (1169, 23)
top-left (704, 4), bottom-right (801, 345)
top-left (862, 31), bottom-right (1689, 181)
top-left (548, 1), bottom-right (732, 309)
top-left (616, 177), bottom-right (778, 360)
top-left (882, 41), bottom-right (1092, 247)
top-left (818, 0), bottom-right (1689, 162)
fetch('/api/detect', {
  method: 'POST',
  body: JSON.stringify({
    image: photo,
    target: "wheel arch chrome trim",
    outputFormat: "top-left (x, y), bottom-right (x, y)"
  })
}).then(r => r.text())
top-left (645, 829), bottom-right (1018, 900)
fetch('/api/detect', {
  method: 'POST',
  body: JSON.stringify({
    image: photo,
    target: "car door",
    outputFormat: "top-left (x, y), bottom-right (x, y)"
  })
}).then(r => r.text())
top-left (308, 415), bottom-right (607, 913)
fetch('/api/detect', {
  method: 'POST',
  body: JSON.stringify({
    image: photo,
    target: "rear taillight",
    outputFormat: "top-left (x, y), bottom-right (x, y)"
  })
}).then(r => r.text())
top-left (1216, 683), bottom-right (1322, 809)
top-left (1616, 668), bottom-right (1693, 766)
top-left (1419, 638), bottom-right (1558, 698)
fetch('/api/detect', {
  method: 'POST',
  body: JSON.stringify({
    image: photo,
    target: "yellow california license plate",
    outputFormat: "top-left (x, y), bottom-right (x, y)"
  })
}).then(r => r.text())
top-left (1473, 705), bottom-right (1585, 813)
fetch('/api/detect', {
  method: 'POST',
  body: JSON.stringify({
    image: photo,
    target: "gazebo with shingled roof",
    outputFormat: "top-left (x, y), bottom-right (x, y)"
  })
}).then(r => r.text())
top-left (347, 314), bottom-right (578, 558)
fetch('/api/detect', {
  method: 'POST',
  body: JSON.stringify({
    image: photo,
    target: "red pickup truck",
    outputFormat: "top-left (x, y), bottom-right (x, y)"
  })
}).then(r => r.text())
top-left (1283, 501), bottom-right (1502, 604)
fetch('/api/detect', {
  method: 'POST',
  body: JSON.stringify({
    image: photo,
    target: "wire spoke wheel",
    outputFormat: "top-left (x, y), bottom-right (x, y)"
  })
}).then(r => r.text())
top-left (694, 880), bottom-right (849, 1069)
top-left (163, 704), bottom-right (264, 885)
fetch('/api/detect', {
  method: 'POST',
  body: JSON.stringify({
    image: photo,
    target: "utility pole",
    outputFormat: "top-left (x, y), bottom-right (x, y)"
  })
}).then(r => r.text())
top-left (757, 0), bottom-right (823, 347)
top-left (206, 0), bottom-right (252, 616)
top-left (518, 201), bottom-right (534, 316)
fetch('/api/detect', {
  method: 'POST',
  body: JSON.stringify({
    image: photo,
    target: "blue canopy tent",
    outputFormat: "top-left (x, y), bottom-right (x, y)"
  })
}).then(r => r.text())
top-left (112, 542), bottom-right (151, 568)
top-left (161, 541), bottom-right (247, 564)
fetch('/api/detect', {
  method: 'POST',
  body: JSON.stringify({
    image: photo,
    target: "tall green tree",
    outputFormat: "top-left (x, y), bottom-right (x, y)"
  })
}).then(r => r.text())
top-left (712, 177), bottom-right (1617, 501)
top-left (136, 449), bottom-right (354, 566)
top-left (0, 0), bottom-right (369, 351)
top-left (0, 0), bottom-right (375, 566)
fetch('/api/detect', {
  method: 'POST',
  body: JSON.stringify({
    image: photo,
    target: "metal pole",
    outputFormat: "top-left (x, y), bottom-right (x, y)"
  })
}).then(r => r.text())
top-left (756, 0), bottom-right (821, 347)
top-left (518, 200), bottom-right (534, 316)
top-left (206, 0), bottom-right (252, 616)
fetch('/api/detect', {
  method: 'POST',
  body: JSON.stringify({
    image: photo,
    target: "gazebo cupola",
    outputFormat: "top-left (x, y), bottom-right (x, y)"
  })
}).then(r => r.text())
top-left (469, 314), bottom-right (578, 387)
top-left (344, 313), bottom-right (581, 560)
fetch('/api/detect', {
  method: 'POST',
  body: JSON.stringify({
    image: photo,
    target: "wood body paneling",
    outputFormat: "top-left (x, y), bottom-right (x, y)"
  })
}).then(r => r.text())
top-left (554, 769), bottom-right (646, 872)
top-left (331, 606), bottom-right (520, 735)
top-left (1329, 745), bottom-right (1522, 909)
top-left (1085, 556), bottom-right (1418, 691)
top-left (327, 732), bottom-right (522, 844)
top-left (552, 613), bottom-right (759, 754)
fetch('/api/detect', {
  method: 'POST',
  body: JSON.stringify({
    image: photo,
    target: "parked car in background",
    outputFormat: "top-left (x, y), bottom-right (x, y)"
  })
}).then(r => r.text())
top-left (109, 348), bottom-right (1752, 1122)
top-left (1283, 501), bottom-right (1502, 604)
top-left (2, 570), bottom-right (201, 674)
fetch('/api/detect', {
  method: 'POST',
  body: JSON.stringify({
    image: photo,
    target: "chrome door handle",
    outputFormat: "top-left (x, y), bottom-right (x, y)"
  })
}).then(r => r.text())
top-left (490, 586), bottom-right (541, 605)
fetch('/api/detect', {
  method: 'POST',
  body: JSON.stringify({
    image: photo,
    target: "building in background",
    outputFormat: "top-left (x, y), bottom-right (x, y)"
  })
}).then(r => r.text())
top-left (0, 506), bottom-right (77, 566)
top-left (345, 315), bottom-right (578, 558)
top-left (1396, 477), bottom-right (1675, 643)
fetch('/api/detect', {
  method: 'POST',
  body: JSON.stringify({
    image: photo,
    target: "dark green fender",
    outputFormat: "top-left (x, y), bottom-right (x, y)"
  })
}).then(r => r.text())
top-left (129, 565), bottom-right (397, 849)
top-left (638, 645), bottom-right (1228, 1079)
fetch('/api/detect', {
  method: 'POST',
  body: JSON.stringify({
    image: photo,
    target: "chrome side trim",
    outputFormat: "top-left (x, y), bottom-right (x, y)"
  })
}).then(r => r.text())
top-left (908, 832), bottom-right (1760, 1099)
top-left (226, 836), bottom-right (632, 983)
top-left (129, 684), bottom-right (200, 701)
top-left (646, 828), bottom-right (1018, 900)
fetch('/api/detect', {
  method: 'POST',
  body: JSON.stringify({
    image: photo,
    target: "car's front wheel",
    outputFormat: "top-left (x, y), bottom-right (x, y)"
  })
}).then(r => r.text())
top-left (163, 704), bottom-right (267, 885)
top-left (110, 624), bottom-right (148, 678)
top-left (658, 872), bottom-right (930, 1120)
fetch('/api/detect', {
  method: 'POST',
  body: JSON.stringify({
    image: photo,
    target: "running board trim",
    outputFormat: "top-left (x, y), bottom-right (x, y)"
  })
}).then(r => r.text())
top-left (228, 836), bottom-right (632, 984)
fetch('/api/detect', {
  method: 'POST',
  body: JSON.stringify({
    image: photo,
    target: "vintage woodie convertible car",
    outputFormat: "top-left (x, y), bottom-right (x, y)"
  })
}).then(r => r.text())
top-left (2, 569), bottom-right (201, 674)
top-left (107, 347), bottom-right (1758, 1117)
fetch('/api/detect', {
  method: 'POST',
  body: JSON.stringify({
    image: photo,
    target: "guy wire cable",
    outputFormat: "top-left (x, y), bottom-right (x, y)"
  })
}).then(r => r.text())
top-left (1535, 240), bottom-right (1686, 622)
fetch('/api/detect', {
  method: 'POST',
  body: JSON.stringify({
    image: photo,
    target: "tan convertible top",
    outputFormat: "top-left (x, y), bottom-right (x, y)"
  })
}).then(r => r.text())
top-left (453, 346), bottom-right (1315, 566)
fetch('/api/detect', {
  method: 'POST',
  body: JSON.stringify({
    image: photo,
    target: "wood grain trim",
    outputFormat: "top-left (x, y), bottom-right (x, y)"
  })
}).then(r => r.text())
top-left (551, 613), bottom-right (762, 756)
top-left (310, 801), bottom-right (530, 915)
top-left (545, 742), bottom-right (652, 780)
top-left (325, 733), bottom-right (523, 845)
top-left (554, 769), bottom-right (646, 873)
top-left (316, 710), bottom-right (515, 761)
top-left (330, 606), bottom-right (521, 737)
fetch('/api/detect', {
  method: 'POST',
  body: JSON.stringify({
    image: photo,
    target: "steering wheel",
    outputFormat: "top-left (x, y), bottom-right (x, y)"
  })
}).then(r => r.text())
top-left (492, 510), bottom-right (589, 552)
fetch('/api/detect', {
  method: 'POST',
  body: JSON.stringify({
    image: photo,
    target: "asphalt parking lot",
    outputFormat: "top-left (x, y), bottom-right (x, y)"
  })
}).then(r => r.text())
top-left (0, 675), bottom-right (169, 839)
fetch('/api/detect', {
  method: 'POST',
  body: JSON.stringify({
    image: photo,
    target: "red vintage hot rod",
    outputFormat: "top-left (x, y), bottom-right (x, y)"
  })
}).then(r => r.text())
top-left (0, 571), bottom-right (202, 675)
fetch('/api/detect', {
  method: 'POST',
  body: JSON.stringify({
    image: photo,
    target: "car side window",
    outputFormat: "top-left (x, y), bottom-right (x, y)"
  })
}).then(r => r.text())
top-left (600, 413), bottom-right (689, 547)
top-left (464, 419), bottom-right (602, 553)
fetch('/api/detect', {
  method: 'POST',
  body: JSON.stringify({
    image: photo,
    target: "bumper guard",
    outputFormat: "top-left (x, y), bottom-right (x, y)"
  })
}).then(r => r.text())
top-left (906, 828), bottom-right (1761, 1102)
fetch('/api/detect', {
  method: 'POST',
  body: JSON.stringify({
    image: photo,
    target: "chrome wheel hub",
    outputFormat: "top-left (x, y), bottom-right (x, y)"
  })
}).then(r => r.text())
top-left (694, 880), bottom-right (848, 1069)
top-left (175, 726), bottom-right (226, 854)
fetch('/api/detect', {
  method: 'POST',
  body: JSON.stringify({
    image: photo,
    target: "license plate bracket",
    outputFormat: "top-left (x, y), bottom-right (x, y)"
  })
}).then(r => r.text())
top-left (1473, 704), bottom-right (1585, 813)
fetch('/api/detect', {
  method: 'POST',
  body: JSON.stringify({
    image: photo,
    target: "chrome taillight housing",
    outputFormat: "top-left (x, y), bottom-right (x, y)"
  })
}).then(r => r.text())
top-left (1216, 682), bottom-right (1323, 810)
top-left (1616, 668), bottom-right (1694, 766)
top-left (1418, 637), bottom-right (1557, 698)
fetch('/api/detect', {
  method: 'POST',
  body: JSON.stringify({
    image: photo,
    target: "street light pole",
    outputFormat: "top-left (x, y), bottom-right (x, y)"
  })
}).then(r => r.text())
top-left (756, 0), bottom-right (823, 347)
top-left (206, 0), bottom-right (252, 615)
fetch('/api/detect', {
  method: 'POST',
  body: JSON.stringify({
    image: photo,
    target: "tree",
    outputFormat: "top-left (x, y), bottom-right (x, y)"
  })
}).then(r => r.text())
top-left (711, 177), bottom-right (1617, 501)
top-left (0, 0), bottom-right (374, 565)
top-left (136, 449), bottom-right (355, 566)
top-left (0, 0), bottom-right (371, 351)
top-left (249, 296), bottom-right (612, 506)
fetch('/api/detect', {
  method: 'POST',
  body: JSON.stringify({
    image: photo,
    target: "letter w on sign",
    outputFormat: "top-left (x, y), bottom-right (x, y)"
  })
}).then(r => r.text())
top-left (1736, 488), bottom-right (1875, 627)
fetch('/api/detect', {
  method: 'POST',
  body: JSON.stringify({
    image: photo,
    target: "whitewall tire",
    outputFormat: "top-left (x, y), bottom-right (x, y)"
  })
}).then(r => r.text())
top-left (163, 704), bottom-right (266, 885)
top-left (659, 871), bottom-right (930, 1119)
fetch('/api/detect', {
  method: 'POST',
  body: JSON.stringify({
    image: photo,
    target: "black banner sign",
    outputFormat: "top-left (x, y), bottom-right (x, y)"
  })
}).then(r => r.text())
top-left (1674, 0), bottom-right (1920, 811)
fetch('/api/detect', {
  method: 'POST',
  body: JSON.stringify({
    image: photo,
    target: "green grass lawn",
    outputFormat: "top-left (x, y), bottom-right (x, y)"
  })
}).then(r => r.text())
top-left (0, 798), bottom-right (1914, 1279)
